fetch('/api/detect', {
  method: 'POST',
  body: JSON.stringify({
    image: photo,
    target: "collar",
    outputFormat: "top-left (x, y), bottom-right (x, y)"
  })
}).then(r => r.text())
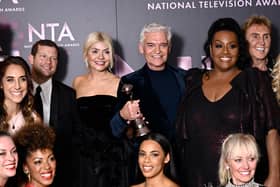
top-left (32, 78), bottom-right (52, 100)
top-left (225, 179), bottom-right (262, 187)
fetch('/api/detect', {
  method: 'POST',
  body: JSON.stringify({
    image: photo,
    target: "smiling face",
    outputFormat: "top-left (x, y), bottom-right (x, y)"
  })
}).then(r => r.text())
top-left (245, 24), bottom-right (271, 63)
top-left (139, 31), bottom-right (170, 71)
top-left (29, 45), bottom-right (58, 84)
top-left (24, 149), bottom-right (56, 187)
top-left (2, 64), bottom-right (28, 107)
top-left (138, 140), bottom-right (170, 179)
top-left (226, 148), bottom-right (257, 185)
top-left (210, 31), bottom-right (239, 72)
top-left (0, 136), bottom-right (18, 181)
top-left (86, 41), bottom-right (111, 72)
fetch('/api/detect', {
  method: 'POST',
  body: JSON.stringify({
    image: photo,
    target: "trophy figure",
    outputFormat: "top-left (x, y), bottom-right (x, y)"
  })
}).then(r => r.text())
top-left (122, 84), bottom-right (150, 137)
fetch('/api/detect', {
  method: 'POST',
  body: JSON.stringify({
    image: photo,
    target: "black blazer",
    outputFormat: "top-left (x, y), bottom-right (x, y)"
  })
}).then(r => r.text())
top-left (111, 64), bottom-right (186, 142)
top-left (49, 80), bottom-right (80, 187)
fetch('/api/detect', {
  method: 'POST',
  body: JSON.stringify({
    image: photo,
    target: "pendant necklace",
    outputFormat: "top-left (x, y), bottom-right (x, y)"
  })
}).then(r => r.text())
top-left (10, 112), bottom-right (20, 130)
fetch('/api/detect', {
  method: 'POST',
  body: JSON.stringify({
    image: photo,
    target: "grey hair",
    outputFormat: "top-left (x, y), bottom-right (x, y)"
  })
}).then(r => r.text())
top-left (139, 22), bottom-right (172, 43)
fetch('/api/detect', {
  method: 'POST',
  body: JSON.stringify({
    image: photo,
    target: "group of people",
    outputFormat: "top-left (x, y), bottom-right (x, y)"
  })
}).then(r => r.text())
top-left (0, 125), bottom-right (56, 187)
top-left (0, 39), bottom-right (78, 186)
top-left (0, 14), bottom-right (279, 187)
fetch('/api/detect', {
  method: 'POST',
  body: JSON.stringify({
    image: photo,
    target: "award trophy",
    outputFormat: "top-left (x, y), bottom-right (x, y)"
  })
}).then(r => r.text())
top-left (121, 83), bottom-right (150, 137)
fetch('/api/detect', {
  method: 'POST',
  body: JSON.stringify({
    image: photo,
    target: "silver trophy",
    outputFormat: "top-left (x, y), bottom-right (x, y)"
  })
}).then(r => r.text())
top-left (122, 83), bottom-right (150, 137)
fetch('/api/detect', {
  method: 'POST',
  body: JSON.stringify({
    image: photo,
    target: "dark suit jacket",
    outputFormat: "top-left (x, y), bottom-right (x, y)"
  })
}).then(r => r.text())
top-left (49, 80), bottom-right (80, 187)
top-left (110, 64), bottom-right (186, 142)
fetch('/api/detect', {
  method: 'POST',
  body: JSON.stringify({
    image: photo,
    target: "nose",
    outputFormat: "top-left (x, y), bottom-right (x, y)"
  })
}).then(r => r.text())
top-left (98, 52), bottom-right (104, 59)
top-left (15, 80), bottom-right (21, 90)
top-left (144, 155), bottom-right (151, 163)
top-left (242, 160), bottom-right (249, 169)
top-left (7, 151), bottom-right (16, 161)
top-left (44, 161), bottom-right (51, 170)
top-left (259, 36), bottom-right (265, 45)
top-left (223, 46), bottom-right (229, 54)
top-left (154, 45), bottom-right (161, 54)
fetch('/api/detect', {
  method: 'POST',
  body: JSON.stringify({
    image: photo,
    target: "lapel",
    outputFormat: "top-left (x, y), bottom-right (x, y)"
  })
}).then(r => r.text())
top-left (49, 79), bottom-right (58, 127)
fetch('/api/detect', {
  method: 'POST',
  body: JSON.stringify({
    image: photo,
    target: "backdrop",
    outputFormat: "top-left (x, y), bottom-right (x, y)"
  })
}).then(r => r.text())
top-left (0, 0), bottom-right (279, 85)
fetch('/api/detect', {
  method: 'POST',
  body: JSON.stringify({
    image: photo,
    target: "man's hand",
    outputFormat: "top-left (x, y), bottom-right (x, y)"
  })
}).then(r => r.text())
top-left (119, 99), bottom-right (142, 121)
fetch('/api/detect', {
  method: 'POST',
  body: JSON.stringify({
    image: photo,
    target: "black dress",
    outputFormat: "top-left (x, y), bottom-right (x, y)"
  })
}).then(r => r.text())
top-left (76, 95), bottom-right (128, 187)
top-left (176, 68), bottom-right (280, 187)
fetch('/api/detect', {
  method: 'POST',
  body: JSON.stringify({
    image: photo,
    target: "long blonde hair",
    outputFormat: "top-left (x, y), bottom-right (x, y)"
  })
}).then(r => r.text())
top-left (271, 54), bottom-right (280, 106)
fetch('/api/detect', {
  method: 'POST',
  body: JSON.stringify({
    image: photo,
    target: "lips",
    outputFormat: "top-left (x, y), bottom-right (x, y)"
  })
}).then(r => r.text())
top-left (142, 165), bottom-right (153, 172)
top-left (4, 163), bottom-right (17, 170)
top-left (239, 171), bottom-right (250, 175)
top-left (256, 47), bottom-right (265, 52)
top-left (11, 90), bottom-right (24, 95)
top-left (220, 57), bottom-right (231, 62)
top-left (40, 171), bottom-right (54, 180)
top-left (95, 61), bottom-right (106, 65)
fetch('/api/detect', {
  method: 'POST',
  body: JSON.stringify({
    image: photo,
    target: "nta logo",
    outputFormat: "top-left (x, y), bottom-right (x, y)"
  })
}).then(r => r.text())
top-left (28, 22), bottom-right (75, 43)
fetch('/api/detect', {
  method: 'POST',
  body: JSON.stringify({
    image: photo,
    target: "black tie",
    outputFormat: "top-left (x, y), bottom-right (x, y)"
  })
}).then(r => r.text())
top-left (34, 85), bottom-right (43, 119)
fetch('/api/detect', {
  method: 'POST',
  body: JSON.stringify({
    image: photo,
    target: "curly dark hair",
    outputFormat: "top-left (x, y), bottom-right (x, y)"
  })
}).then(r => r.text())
top-left (0, 56), bottom-right (35, 131)
top-left (13, 124), bottom-right (56, 184)
top-left (202, 17), bottom-right (248, 70)
top-left (14, 124), bottom-right (56, 159)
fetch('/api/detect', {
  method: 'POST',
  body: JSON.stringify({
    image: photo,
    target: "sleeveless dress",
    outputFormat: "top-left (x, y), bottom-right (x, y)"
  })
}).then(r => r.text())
top-left (76, 95), bottom-right (128, 187)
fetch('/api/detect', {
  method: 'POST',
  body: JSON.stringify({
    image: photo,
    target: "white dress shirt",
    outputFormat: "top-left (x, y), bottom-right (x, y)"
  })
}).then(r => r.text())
top-left (33, 79), bottom-right (52, 125)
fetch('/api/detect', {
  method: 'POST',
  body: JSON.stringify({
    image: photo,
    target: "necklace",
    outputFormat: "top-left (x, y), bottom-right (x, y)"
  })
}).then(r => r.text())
top-left (10, 112), bottom-right (21, 130)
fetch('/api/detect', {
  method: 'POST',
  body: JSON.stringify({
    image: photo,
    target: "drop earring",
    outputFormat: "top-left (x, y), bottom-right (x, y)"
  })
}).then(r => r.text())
top-left (24, 169), bottom-right (31, 182)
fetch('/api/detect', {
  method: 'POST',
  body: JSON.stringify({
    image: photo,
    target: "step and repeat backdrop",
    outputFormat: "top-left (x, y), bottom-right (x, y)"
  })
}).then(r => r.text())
top-left (0, 0), bottom-right (279, 85)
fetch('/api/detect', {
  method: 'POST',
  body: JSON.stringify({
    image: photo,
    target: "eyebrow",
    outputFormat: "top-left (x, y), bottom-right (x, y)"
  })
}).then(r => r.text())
top-left (90, 47), bottom-right (109, 50)
top-left (5, 75), bottom-right (26, 78)
top-left (250, 32), bottom-right (270, 35)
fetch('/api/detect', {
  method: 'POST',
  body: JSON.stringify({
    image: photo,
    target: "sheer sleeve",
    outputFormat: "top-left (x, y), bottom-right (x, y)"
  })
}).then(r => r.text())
top-left (257, 70), bottom-right (280, 133)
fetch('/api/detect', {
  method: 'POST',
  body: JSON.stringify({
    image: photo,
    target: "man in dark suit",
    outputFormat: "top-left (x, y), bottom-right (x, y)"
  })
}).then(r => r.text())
top-left (111, 22), bottom-right (186, 143)
top-left (28, 40), bottom-right (80, 187)
top-left (110, 23), bottom-right (186, 184)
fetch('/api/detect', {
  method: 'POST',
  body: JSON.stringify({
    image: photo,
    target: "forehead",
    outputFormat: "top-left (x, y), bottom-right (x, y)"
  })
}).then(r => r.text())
top-left (0, 136), bottom-right (14, 149)
top-left (213, 31), bottom-right (238, 41)
top-left (4, 64), bottom-right (25, 76)
top-left (246, 24), bottom-right (270, 34)
top-left (143, 31), bottom-right (168, 43)
top-left (28, 148), bottom-right (53, 158)
top-left (37, 45), bottom-right (58, 56)
top-left (140, 140), bottom-right (163, 151)
top-left (90, 41), bottom-right (109, 49)
top-left (229, 145), bottom-right (256, 158)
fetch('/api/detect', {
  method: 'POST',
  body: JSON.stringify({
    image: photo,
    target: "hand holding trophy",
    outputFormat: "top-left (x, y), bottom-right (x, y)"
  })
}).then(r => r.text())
top-left (121, 83), bottom-right (150, 137)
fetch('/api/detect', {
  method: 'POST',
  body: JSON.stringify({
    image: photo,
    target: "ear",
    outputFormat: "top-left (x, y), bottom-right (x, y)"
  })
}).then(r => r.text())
top-left (164, 153), bottom-right (170, 164)
top-left (209, 45), bottom-right (213, 57)
top-left (23, 164), bottom-right (29, 174)
top-left (138, 42), bottom-right (144, 54)
top-left (224, 160), bottom-right (230, 170)
top-left (28, 54), bottom-right (34, 65)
